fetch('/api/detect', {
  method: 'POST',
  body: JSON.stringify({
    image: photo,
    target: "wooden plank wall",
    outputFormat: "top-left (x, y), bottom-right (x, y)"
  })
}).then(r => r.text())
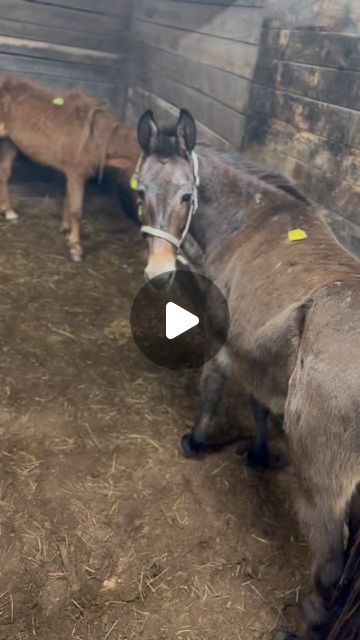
top-left (243, 0), bottom-right (360, 254)
top-left (0, 0), bottom-right (131, 113)
top-left (125, 0), bottom-right (265, 146)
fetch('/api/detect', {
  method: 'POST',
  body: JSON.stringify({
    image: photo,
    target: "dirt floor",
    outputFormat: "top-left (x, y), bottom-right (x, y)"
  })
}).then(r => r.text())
top-left (0, 165), bottom-right (310, 640)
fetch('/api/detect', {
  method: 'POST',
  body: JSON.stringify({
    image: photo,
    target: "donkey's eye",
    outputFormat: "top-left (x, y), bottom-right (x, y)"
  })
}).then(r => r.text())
top-left (181, 193), bottom-right (192, 203)
top-left (137, 188), bottom-right (145, 201)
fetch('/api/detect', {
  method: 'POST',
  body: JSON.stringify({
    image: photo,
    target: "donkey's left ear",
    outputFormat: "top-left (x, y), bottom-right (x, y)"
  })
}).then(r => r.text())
top-left (137, 109), bottom-right (159, 154)
top-left (175, 108), bottom-right (197, 156)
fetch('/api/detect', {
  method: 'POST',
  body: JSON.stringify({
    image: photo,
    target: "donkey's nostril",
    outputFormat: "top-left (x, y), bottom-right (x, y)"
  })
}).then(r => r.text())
top-left (145, 270), bottom-right (175, 292)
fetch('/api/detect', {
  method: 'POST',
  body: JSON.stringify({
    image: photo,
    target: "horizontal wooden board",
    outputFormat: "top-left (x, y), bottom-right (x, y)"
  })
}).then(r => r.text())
top-left (132, 41), bottom-right (250, 114)
top-left (0, 18), bottom-right (123, 53)
top-left (126, 85), bottom-right (233, 149)
top-left (0, 36), bottom-right (122, 67)
top-left (0, 0), bottom-right (120, 35)
top-left (132, 20), bottom-right (258, 78)
top-left (262, 28), bottom-right (360, 73)
top-left (170, 0), bottom-right (263, 6)
top-left (131, 63), bottom-right (245, 145)
top-left (13, 71), bottom-right (120, 103)
top-left (0, 52), bottom-right (119, 84)
top-left (244, 115), bottom-right (360, 186)
top-left (265, 0), bottom-right (360, 33)
top-left (134, 0), bottom-right (263, 44)
top-left (255, 59), bottom-right (360, 112)
top-left (27, 0), bottom-right (129, 18)
top-left (248, 84), bottom-right (360, 150)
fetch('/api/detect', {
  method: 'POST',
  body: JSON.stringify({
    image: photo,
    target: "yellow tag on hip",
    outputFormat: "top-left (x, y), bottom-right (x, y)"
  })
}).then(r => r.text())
top-left (130, 175), bottom-right (138, 190)
top-left (52, 97), bottom-right (64, 106)
top-left (288, 228), bottom-right (308, 242)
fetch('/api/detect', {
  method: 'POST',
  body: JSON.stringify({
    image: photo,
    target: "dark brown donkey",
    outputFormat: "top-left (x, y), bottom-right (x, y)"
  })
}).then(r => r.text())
top-left (0, 75), bottom-right (139, 260)
top-left (134, 108), bottom-right (360, 639)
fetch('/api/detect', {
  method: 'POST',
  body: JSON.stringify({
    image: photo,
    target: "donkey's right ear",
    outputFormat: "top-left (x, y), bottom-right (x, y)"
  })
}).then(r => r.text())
top-left (137, 109), bottom-right (158, 154)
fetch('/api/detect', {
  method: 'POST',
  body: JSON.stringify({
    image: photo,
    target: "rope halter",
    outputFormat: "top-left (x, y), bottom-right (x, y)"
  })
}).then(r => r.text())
top-left (130, 151), bottom-right (200, 250)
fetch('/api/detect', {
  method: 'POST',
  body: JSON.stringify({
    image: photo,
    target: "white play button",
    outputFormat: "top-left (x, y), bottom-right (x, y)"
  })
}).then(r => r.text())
top-left (166, 302), bottom-right (199, 340)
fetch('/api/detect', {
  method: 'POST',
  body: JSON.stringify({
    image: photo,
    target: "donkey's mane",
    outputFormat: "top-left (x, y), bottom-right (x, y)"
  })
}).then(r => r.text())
top-left (202, 144), bottom-right (310, 205)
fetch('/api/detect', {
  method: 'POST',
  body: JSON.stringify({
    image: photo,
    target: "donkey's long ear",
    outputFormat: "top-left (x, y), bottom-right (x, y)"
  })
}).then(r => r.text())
top-left (175, 109), bottom-right (197, 156)
top-left (137, 109), bottom-right (158, 154)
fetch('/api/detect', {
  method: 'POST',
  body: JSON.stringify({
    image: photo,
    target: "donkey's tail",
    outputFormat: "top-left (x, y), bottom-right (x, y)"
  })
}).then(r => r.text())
top-left (324, 528), bottom-right (360, 640)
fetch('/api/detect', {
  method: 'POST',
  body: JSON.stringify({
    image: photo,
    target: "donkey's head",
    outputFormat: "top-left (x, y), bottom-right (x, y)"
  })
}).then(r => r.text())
top-left (134, 108), bottom-right (198, 291)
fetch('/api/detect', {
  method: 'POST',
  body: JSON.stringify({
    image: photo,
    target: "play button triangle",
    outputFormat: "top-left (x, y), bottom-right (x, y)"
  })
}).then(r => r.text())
top-left (166, 302), bottom-right (199, 340)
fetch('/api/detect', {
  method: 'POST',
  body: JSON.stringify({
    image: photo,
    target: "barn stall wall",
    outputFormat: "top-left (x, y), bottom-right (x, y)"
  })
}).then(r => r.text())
top-left (0, 0), bottom-right (131, 113)
top-left (125, 0), bottom-right (265, 146)
top-left (124, 0), bottom-right (360, 254)
top-left (242, 0), bottom-right (360, 255)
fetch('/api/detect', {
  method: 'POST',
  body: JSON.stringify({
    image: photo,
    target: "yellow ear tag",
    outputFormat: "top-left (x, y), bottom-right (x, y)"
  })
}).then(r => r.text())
top-left (52, 97), bottom-right (64, 106)
top-left (288, 228), bottom-right (308, 242)
top-left (130, 175), bottom-right (138, 190)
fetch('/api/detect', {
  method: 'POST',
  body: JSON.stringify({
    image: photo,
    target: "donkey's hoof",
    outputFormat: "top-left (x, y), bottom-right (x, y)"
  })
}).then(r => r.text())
top-left (5, 209), bottom-right (18, 222)
top-left (180, 433), bottom-right (203, 458)
top-left (69, 244), bottom-right (83, 263)
top-left (237, 437), bottom-right (270, 470)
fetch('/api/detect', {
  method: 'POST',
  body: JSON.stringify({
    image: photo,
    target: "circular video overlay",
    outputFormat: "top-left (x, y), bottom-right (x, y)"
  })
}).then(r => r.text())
top-left (130, 270), bottom-right (230, 370)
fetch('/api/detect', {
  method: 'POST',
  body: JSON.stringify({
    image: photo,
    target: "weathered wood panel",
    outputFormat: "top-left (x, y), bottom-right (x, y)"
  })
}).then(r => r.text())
top-left (170, 0), bottom-right (263, 6)
top-left (244, 116), bottom-right (360, 187)
top-left (132, 41), bottom-right (250, 114)
top-left (266, 0), bottom-right (360, 33)
top-left (0, 36), bottom-right (121, 67)
top-left (243, 0), bottom-right (360, 253)
top-left (0, 53), bottom-right (119, 84)
top-left (126, 86), bottom-right (232, 148)
top-left (249, 84), bottom-right (360, 152)
top-left (132, 20), bottom-right (259, 78)
top-left (261, 28), bottom-right (360, 72)
top-left (0, 18), bottom-right (123, 53)
top-left (131, 63), bottom-right (245, 144)
top-left (27, 0), bottom-right (129, 18)
top-left (0, 0), bottom-right (130, 115)
top-left (255, 59), bottom-right (360, 112)
top-left (127, 0), bottom-right (264, 148)
top-left (134, 0), bottom-right (263, 44)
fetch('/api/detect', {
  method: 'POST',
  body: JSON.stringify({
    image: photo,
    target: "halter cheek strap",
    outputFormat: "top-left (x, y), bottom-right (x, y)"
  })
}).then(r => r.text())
top-left (130, 151), bottom-right (200, 251)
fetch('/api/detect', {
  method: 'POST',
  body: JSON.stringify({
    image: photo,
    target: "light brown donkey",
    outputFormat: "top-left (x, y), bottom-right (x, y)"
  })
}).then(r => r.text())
top-left (0, 75), bottom-right (139, 260)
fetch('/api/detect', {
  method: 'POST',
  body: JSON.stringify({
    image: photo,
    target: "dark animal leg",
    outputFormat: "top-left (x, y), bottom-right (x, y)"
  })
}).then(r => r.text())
top-left (245, 397), bottom-right (270, 469)
top-left (180, 351), bottom-right (230, 458)
top-left (65, 174), bottom-right (85, 262)
top-left (0, 138), bottom-right (18, 222)
top-left (296, 487), bottom-right (347, 639)
top-left (348, 488), bottom-right (360, 554)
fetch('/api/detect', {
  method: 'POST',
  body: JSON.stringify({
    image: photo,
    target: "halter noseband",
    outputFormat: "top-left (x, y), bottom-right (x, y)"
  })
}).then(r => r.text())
top-left (130, 151), bottom-right (200, 250)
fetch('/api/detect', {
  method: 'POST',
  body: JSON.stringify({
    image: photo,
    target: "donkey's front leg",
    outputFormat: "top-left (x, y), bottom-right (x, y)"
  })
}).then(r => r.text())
top-left (0, 138), bottom-right (18, 222)
top-left (65, 174), bottom-right (85, 262)
top-left (180, 347), bottom-right (231, 457)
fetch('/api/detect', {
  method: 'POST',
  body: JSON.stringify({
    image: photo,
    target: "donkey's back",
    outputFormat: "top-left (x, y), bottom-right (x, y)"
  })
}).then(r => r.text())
top-left (0, 75), bottom-right (102, 173)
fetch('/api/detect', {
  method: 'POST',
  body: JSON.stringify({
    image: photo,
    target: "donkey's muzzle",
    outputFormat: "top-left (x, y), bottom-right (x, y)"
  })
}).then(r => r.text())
top-left (145, 269), bottom-right (175, 292)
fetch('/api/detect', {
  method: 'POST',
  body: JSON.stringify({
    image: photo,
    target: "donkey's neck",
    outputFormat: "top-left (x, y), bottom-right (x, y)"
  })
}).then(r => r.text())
top-left (189, 152), bottom-right (256, 253)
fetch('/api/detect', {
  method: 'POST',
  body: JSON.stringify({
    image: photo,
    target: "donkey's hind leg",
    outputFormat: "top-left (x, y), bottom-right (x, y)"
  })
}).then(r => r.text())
top-left (295, 478), bottom-right (349, 639)
top-left (65, 174), bottom-right (85, 262)
top-left (0, 138), bottom-right (18, 221)
top-left (180, 347), bottom-right (231, 457)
